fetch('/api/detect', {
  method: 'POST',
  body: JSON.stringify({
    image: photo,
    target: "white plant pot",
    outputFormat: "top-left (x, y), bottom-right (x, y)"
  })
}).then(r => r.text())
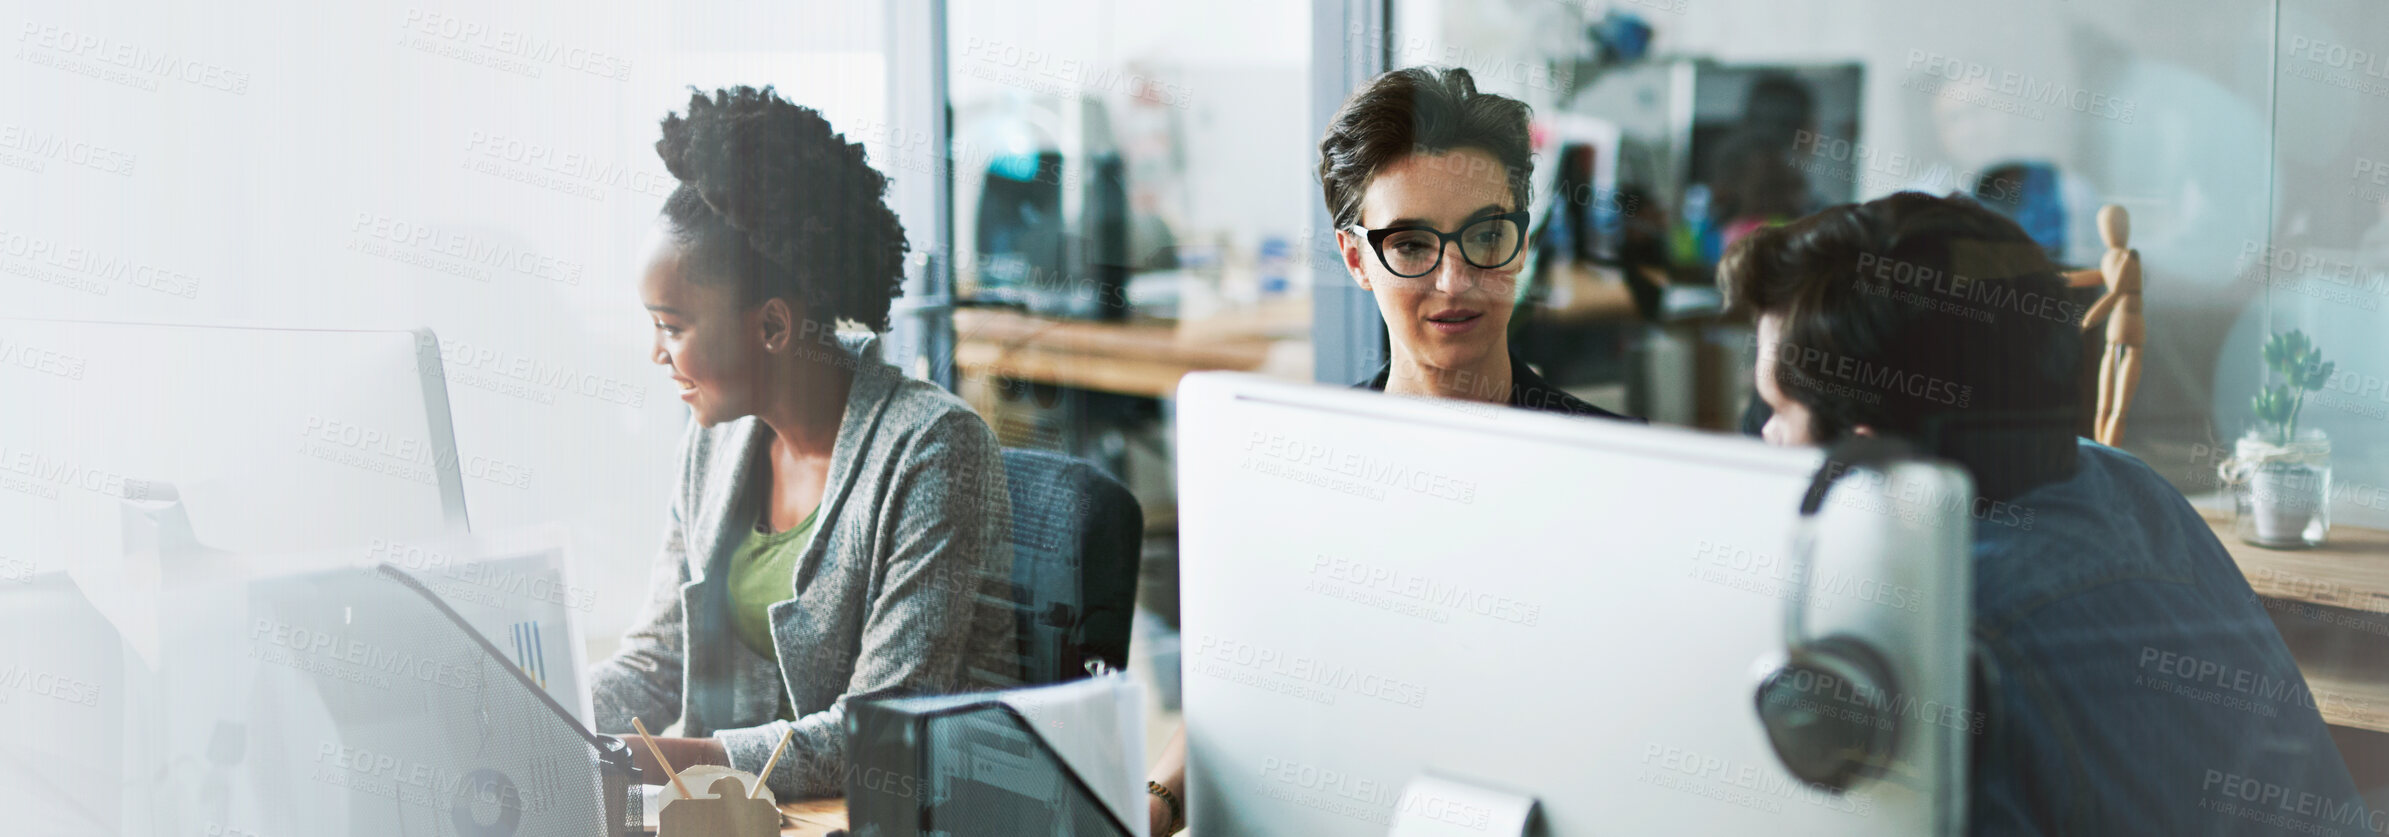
top-left (2249, 462), bottom-right (2322, 544)
top-left (2229, 429), bottom-right (2332, 548)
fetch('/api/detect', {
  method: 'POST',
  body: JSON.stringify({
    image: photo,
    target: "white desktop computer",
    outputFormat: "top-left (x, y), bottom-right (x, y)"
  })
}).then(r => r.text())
top-left (0, 319), bottom-right (472, 568)
top-left (1175, 373), bottom-right (1974, 836)
top-left (0, 321), bottom-right (633, 835)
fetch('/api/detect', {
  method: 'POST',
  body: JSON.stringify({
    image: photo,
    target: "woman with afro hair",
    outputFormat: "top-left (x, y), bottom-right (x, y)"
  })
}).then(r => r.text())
top-left (592, 86), bottom-right (1016, 799)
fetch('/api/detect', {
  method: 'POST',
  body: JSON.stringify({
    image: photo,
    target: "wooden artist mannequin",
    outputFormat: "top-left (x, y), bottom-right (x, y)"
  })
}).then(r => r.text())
top-left (2068, 205), bottom-right (2141, 447)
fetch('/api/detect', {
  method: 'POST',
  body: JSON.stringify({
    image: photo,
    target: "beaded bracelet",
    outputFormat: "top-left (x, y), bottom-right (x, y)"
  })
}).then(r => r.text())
top-left (1147, 779), bottom-right (1185, 834)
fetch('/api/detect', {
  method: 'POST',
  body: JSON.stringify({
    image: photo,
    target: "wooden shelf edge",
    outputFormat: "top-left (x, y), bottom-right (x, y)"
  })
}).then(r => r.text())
top-left (2199, 508), bottom-right (2389, 616)
top-left (2292, 655), bottom-right (2389, 735)
top-left (953, 308), bottom-right (1274, 369)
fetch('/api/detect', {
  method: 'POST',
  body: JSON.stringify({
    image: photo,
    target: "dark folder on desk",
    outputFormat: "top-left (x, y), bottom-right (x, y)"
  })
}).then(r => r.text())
top-left (845, 677), bottom-right (1142, 837)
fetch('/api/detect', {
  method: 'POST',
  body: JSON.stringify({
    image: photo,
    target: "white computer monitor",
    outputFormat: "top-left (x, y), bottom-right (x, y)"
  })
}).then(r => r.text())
top-left (0, 319), bottom-right (477, 831)
top-left (1175, 373), bottom-right (1974, 836)
top-left (0, 319), bottom-right (470, 564)
top-left (0, 319), bottom-right (474, 659)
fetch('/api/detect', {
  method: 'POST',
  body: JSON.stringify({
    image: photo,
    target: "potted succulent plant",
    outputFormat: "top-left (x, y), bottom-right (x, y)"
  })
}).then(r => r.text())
top-left (2226, 330), bottom-right (2335, 547)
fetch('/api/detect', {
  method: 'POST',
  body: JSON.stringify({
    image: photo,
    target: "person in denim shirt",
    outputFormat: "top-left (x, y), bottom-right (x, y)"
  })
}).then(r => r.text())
top-left (1723, 191), bottom-right (2362, 834)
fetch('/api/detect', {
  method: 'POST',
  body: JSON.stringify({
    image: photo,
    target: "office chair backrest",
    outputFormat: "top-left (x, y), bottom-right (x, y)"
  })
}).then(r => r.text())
top-left (1001, 448), bottom-right (1144, 685)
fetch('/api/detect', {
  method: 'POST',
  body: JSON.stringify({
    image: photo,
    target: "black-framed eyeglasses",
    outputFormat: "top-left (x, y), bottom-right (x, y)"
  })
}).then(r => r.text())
top-left (1347, 210), bottom-right (1529, 279)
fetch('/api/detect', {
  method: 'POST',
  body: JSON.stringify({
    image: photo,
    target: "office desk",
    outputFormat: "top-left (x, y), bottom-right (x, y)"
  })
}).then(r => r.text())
top-left (951, 266), bottom-right (1648, 401)
top-left (953, 307), bottom-right (1289, 399)
top-left (778, 798), bottom-right (847, 836)
top-left (1527, 260), bottom-right (1746, 428)
top-left (2200, 508), bottom-right (2389, 733)
top-left (1533, 260), bottom-right (1643, 324)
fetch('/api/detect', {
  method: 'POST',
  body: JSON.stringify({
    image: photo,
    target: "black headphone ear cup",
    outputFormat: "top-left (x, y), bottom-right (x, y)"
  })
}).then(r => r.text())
top-left (1754, 634), bottom-right (1900, 793)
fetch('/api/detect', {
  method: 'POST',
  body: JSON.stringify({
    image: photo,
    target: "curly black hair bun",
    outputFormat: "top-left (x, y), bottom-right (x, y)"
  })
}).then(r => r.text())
top-left (657, 85), bottom-right (910, 332)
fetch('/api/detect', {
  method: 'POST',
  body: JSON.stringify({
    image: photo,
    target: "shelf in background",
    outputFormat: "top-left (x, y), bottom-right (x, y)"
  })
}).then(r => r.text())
top-left (2287, 643), bottom-right (2389, 735)
top-left (2200, 508), bottom-right (2389, 615)
top-left (952, 307), bottom-right (1290, 399)
top-left (2201, 509), bottom-right (2389, 733)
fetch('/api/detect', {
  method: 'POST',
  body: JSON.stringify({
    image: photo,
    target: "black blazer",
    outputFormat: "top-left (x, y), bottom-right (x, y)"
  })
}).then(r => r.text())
top-left (1355, 349), bottom-right (1645, 423)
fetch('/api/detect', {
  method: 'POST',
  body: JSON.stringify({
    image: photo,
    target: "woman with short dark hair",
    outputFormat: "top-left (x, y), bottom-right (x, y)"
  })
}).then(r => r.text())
top-left (1144, 65), bottom-right (1643, 836)
top-left (1323, 66), bottom-right (1635, 420)
top-left (590, 86), bottom-right (1017, 801)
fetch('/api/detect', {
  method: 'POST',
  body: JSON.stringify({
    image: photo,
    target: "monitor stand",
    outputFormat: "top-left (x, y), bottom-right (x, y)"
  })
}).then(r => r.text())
top-left (1385, 774), bottom-right (1538, 837)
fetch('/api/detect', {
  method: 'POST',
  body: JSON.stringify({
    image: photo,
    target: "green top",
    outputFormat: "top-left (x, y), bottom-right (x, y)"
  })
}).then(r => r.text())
top-left (727, 502), bottom-right (821, 718)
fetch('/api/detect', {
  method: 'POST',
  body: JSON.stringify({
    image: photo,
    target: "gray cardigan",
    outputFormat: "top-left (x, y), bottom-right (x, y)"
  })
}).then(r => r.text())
top-left (592, 333), bottom-right (1016, 799)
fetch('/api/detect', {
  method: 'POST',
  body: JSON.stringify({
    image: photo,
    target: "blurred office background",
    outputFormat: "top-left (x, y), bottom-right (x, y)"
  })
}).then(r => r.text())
top-left (7, 0), bottom-right (2389, 804)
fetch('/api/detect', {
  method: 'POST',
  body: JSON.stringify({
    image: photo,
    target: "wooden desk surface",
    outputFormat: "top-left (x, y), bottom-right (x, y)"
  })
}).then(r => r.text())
top-left (2288, 650), bottom-right (2389, 734)
top-left (2199, 508), bottom-right (2389, 733)
top-left (951, 266), bottom-right (1653, 399)
top-left (953, 307), bottom-right (1281, 399)
top-left (2198, 508), bottom-right (2389, 614)
top-left (1534, 260), bottom-right (1641, 324)
top-left (779, 798), bottom-right (847, 836)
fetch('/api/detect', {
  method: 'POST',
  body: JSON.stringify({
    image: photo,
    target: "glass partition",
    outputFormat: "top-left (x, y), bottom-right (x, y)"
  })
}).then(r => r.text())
top-left (938, 1), bottom-right (1315, 466)
top-left (2256, 0), bottom-right (2389, 531)
top-left (2259, 0), bottom-right (2389, 816)
top-left (1387, 0), bottom-right (2280, 471)
top-left (944, 1), bottom-right (1314, 323)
